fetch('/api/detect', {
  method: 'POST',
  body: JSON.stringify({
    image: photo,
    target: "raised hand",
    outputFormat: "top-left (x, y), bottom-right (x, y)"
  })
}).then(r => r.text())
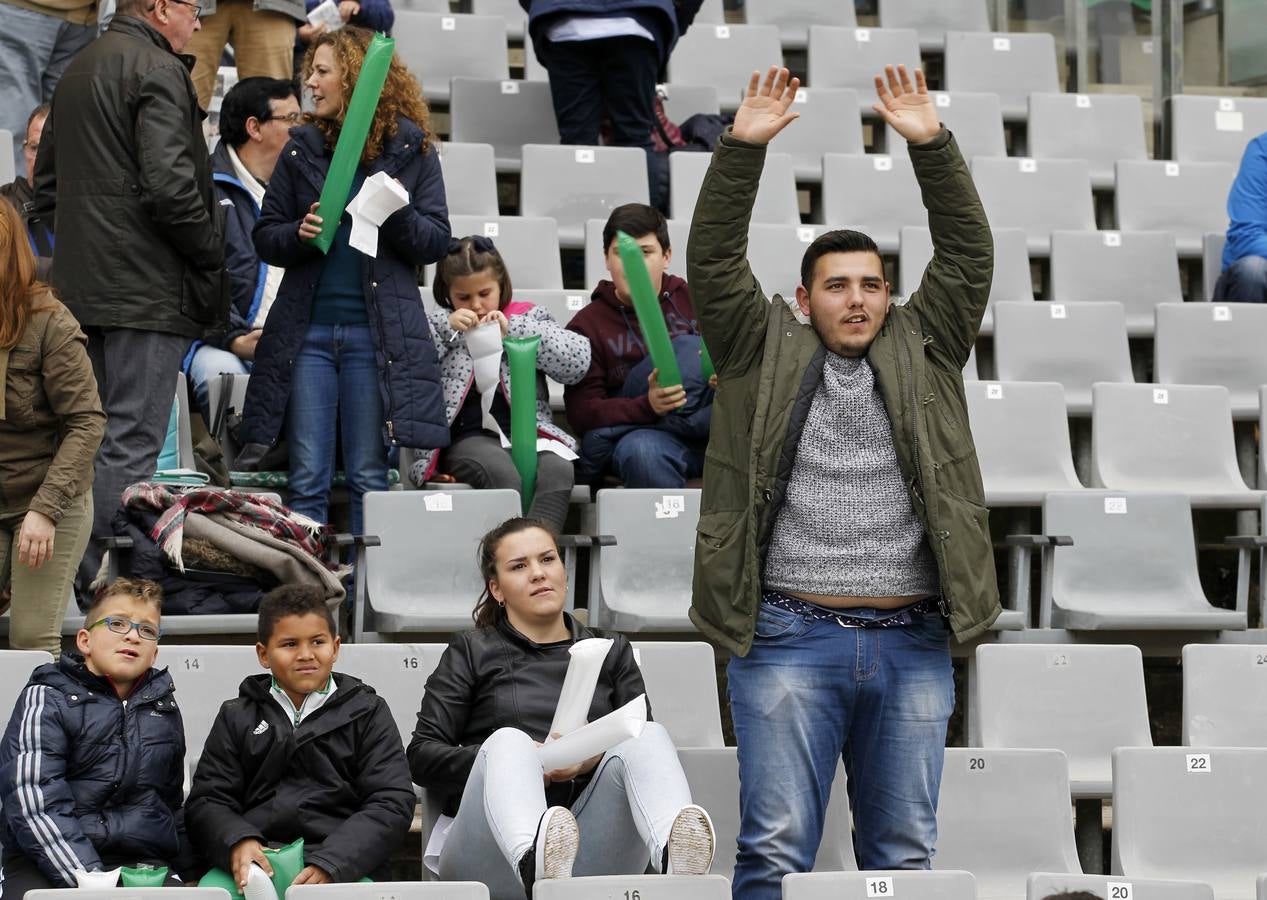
top-left (731, 66), bottom-right (800, 146)
top-left (872, 64), bottom-right (941, 146)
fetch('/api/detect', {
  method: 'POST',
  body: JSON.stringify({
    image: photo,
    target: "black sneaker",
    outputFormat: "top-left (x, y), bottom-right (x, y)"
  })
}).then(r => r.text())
top-left (517, 806), bottom-right (578, 899)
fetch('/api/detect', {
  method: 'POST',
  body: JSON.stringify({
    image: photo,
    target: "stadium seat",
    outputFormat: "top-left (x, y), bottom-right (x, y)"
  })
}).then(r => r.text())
top-left (393, 0), bottom-right (448, 10)
top-left (1028, 92), bottom-right (1149, 189)
top-left (1028, 873), bottom-right (1216, 900)
top-left (992, 301), bottom-right (1133, 415)
top-left (164, 645), bottom-right (261, 782)
top-left (933, 748), bottom-right (1081, 897)
top-left (0, 650), bottom-right (55, 725)
top-left (1115, 160), bottom-right (1235, 257)
top-left (436, 142), bottom-right (499, 217)
top-left (964, 380), bottom-right (1083, 506)
top-left (631, 641), bottom-right (724, 748)
top-left (963, 346), bottom-right (978, 381)
top-left (676, 748), bottom-right (857, 881)
top-left (668, 25), bottom-right (783, 112)
top-left (470, 0), bottom-right (525, 40)
top-left (1037, 490), bottom-right (1248, 630)
top-left (886, 91), bottom-right (1007, 162)
top-left (771, 87), bottom-right (866, 181)
top-left (1048, 230), bottom-right (1183, 336)
top-left (878, 0), bottom-right (990, 51)
top-left (392, 12), bottom-right (509, 104)
top-left (520, 144), bottom-right (650, 248)
top-left (29, 891), bottom-right (232, 900)
top-left (898, 226), bottom-right (1032, 333)
top-left (1181, 644), bottom-right (1267, 747)
top-left (806, 26), bottom-right (922, 102)
top-left (1090, 383), bottom-right (1261, 508)
top-left (522, 30), bottom-right (547, 82)
top-left (660, 83), bottom-right (721, 124)
top-left (515, 288), bottom-right (591, 328)
top-left (172, 371), bottom-right (197, 473)
top-left (335, 643), bottom-right (445, 748)
top-left (1112, 747), bottom-right (1267, 898)
top-left (747, 223), bottom-right (833, 300)
top-left (447, 78), bottom-right (558, 173)
top-left (1170, 94), bottom-right (1267, 166)
top-left (1154, 302), bottom-right (1267, 420)
top-left (822, 154), bottom-right (924, 253)
top-left (535, 876), bottom-right (730, 900)
top-left (746, 0), bottom-right (856, 49)
top-left (975, 644), bottom-right (1152, 797)
top-left (1203, 232), bottom-right (1226, 299)
top-left (670, 150), bottom-right (800, 224)
top-left (785, 872), bottom-right (977, 900)
top-left (590, 488), bottom-right (699, 631)
top-left (944, 31), bottom-right (1060, 121)
top-left (0, 130), bottom-right (14, 184)
top-left (583, 217), bottom-right (690, 290)
top-left (447, 214), bottom-right (563, 289)
top-left (288, 884), bottom-right (490, 900)
top-left (971, 156), bottom-right (1095, 256)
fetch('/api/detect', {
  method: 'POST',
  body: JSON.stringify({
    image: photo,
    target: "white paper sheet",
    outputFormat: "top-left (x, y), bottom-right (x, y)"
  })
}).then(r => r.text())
top-left (548, 638), bottom-right (613, 736)
top-left (306, 0), bottom-right (343, 29)
top-left (75, 868), bottom-right (121, 888)
top-left (538, 694), bottom-right (648, 771)
top-left (347, 171), bottom-right (410, 257)
top-left (463, 320), bottom-right (510, 444)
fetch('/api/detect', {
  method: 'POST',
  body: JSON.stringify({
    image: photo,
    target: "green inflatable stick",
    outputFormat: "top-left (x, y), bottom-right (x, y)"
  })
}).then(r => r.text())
top-left (617, 230), bottom-right (682, 389)
top-left (306, 33), bottom-right (396, 254)
top-left (699, 343), bottom-right (716, 383)
top-left (120, 865), bottom-right (168, 887)
top-left (504, 335), bottom-right (541, 515)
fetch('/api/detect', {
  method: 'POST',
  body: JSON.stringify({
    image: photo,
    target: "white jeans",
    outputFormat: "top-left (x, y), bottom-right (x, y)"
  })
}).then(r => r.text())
top-left (438, 722), bottom-right (691, 900)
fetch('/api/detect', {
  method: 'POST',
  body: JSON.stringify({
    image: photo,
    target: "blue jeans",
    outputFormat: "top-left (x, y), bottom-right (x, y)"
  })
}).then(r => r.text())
top-left (188, 344), bottom-right (251, 420)
top-left (726, 601), bottom-right (954, 897)
top-left (284, 323), bottom-right (387, 534)
top-left (1214, 255), bottom-right (1267, 302)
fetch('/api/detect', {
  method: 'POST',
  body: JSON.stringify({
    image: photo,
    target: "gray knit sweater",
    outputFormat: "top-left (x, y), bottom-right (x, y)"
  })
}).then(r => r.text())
top-left (763, 352), bottom-right (940, 598)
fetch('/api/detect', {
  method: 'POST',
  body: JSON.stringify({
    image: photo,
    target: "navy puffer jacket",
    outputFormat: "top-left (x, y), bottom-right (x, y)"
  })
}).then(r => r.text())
top-left (238, 117), bottom-right (451, 458)
top-left (0, 655), bottom-right (186, 886)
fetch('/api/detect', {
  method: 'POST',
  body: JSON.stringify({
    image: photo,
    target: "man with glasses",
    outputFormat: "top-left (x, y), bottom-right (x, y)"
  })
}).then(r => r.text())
top-left (0, 104), bottom-right (54, 280)
top-left (33, 0), bottom-right (227, 606)
top-left (187, 76), bottom-right (300, 420)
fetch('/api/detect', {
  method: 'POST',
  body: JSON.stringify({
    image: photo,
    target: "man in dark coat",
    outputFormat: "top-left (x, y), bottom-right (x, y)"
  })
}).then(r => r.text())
top-left (0, 104), bottom-right (54, 281)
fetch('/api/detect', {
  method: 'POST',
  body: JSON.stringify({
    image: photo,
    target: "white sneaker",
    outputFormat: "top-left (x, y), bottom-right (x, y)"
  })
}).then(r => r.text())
top-left (518, 806), bottom-right (579, 897)
top-left (664, 804), bottom-right (715, 875)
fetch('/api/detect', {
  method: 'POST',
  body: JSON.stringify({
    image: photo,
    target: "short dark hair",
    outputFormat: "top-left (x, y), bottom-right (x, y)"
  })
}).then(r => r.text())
top-left (602, 203), bottom-right (670, 255)
top-left (432, 236), bottom-right (513, 310)
top-left (87, 578), bottom-right (163, 624)
top-left (257, 584), bottom-right (337, 644)
top-left (219, 77), bottom-right (298, 149)
top-left (799, 229), bottom-right (883, 288)
top-left (26, 104), bottom-right (50, 135)
top-left (1040, 892), bottom-right (1102, 900)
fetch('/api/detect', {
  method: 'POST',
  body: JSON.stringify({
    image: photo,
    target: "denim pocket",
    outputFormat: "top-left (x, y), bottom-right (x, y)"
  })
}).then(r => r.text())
top-left (753, 603), bottom-right (807, 641)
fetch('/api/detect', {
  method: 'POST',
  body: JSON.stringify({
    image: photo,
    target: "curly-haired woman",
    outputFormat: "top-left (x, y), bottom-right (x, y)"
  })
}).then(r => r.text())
top-left (239, 26), bottom-right (451, 534)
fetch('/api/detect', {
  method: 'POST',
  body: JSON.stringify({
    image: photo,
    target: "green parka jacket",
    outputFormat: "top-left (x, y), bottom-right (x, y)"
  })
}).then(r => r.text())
top-left (687, 126), bottom-right (1001, 655)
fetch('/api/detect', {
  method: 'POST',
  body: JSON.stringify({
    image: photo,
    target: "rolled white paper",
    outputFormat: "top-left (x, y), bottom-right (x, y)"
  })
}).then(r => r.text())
top-left (462, 319), bottom-right (510, 444)
top-left (347, 171), bottom-right (410, 257)
top-left (244, 863), bottom-right (279, 900)
top-left (548, 637), bottom-right (614, 737)
top-left (538, 694), bottom-right (647, 771)
top-left (74, 868), bottom-right (121, 888)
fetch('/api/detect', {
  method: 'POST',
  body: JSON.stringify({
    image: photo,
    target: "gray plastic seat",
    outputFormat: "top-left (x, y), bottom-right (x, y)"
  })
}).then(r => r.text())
top-left (335, 643), bottom-right (445, 748)
top-left (670, 150), bottom-right (799, 225)
top-left (878, 0), bottom-right (990, 51)
top-left (30, 891), bottom-right (235, 900)
top-left (1028, 874), bottom-right (1216, 900)
top-left (944, 31), bottom-right (1059, 121)
top-left (747, 223), bottom-right (833, 301)
top-left (1112, 747), bottom-right (1267, 898)
top-left (436, 142), bottom-right (499, 216)
top-left (1049, 230), bottom-right (1182, 336)
top-left (1115, 160), bottom-right (1235, 257)
top-left (1041, 491), bottom-right (1247, 630)
top-left (447, 215), bottom-right (562, 289)
top-left (992, 301), bottom-right (1133, 415)
top-left (807, 25), bottom-right (922, 103)
top-left (746, 0), bottom-right (856, 49)
top-left (785, 872), bottom-right (977, 900)
top-left (668, 25), bottom-right (782, 112)
top-left (1170, 94), bottom-right (1267, 166)
top-left (1155, 302), bottom-right (1267, 420)
top-left (392, 0), bottom-right (447, 10)
top-left (677, 747), bottom-right (857, 881)
top-left (770, 87), bottom-right (865, 182)
top-left (694, 0), bottom-right (724, 22)
top-left (287, 883), bottom-right (489, 900)
top-left (886, 91), bottom-right (1006, 162)
top-left (448, 78), bottom-right (557, 173)
top-left (591, 488), bottom-right (699, 630)
top-left (535, 876), bottom-right (730, 900)
top-left (1204, 232), bottom-right (1226, 300)
top-left (934, 748), bottom-right (1081, 899)
top-left (972, 156), bottom-right (1095, 256)
top-left (514, 288), bottom-right (592, 328)
top-left (822, 154), bottom-right (923, 253)
top-left (520, 144), bottom-right (650, 248)
top-left (631, 641), bottom-right (724, 748)
top-left (965, 380), bottom-right (1083, 506)
top-left (0, 650), bottom-right (55, 725)
top-left (584, 217), bottom-right (690, 289)
top-left (1028, 92), bottom-right (1148, 189)
top-left (1091, 383), bottom-right (1261, 508)
top-left (469, 0), bottom-right (524, 39)
top-left (0, 130), bottom-right (14, 184)
top-left (164, 645), bottom-right (262, 777)
top-left (660, 83), bottom-right (720, 124)
top-left (975, 644), bottom-right (1152, 797)
top-left (392, 12), bottom-right (509, 104)
top-left (900, 226), bottom-right (1032, 334)
top-left (1182, 644), bottom-right (1267, 747)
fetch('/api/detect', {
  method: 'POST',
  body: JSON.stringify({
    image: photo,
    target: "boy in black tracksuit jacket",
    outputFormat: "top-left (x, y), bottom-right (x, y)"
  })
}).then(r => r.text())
top-left (185, 586), bottom-right (413, 888)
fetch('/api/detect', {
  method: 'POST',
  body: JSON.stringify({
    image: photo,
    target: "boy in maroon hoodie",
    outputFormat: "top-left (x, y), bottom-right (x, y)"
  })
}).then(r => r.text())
top-left (565, 203), bottom-right (714, 488)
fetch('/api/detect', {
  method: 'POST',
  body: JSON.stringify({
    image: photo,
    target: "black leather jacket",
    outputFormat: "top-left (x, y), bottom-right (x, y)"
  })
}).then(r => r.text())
top-left (407, 614), bottom-right (647, 816)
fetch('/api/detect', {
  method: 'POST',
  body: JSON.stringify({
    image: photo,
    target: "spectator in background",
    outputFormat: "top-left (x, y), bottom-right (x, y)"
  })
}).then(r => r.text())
top-left (33, 0), bottom-right (227, 600)
top-left (1215, 131), bottom-right (1267, 302)
top-left (294, 0), bottom-right (393, 76)
top-left (0, 105), bottom-right (54, 281)
top-left (0, 198), bottom-right (104, 658)
top-left (187, 77), bottom-right (300, 420)
top-left (185, 0), bottom-right (305, 113)
top-left (564, 203), bottom-right (712, 489)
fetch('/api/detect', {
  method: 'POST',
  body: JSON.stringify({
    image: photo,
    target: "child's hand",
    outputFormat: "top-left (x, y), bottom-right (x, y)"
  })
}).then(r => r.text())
top-left (481, 310), bottom-right (509, 337)
top-left (448, 308), bottom-right (479, 332)
top-left (647, 368), bottom-right (687, 416)
top-left (708, 374), bottom-right (718, 390)
top-left (292, 865), bottom-right (332, 886)
top-left (230, 838), bottom-right (272, 889)
top-left (298, 202), bottom-right (322, 241)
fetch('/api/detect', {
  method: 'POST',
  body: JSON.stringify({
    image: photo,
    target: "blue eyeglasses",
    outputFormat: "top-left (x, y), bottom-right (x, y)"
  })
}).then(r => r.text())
top-left (87, 615), bottom-right (161, 642)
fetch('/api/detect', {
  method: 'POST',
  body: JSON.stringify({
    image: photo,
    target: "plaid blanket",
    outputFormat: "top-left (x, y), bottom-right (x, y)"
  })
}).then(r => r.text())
top-left (122, 483), bottom-right (335, 573)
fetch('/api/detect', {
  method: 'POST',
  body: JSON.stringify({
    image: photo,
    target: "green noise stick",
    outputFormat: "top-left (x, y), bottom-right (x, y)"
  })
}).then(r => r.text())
top-left (617, 230), bottom-right (682, 389)
top-left (505, 335), bottom-right (541, 515)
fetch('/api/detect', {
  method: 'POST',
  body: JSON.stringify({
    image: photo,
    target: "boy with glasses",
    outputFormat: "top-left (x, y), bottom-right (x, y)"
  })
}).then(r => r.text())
top-left (0, 578), bottom-right (191, 897)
